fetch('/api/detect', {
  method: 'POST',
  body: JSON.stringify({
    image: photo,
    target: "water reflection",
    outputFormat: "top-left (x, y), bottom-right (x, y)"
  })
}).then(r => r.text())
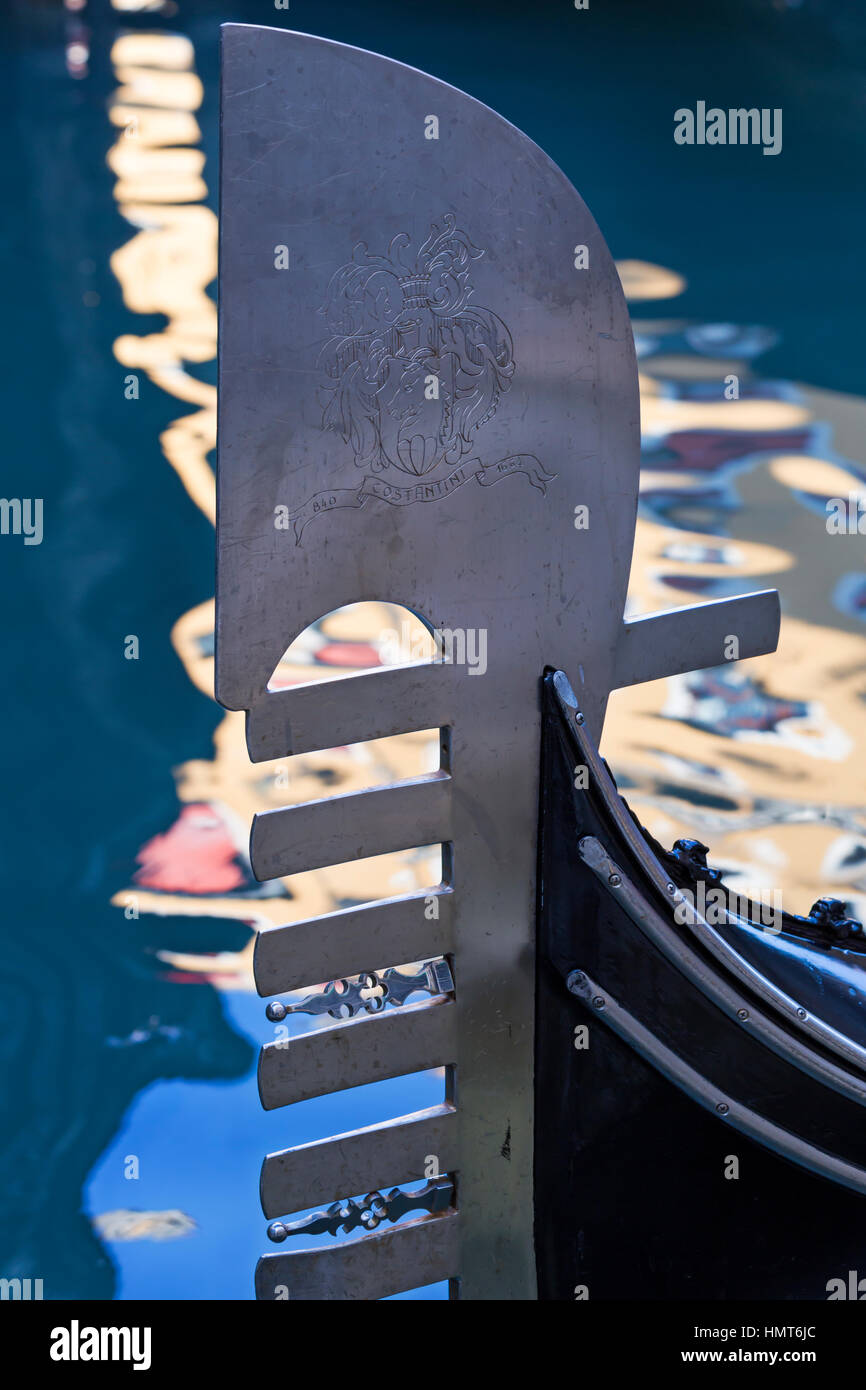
top-left (604, 261), bottom-right (866, 925)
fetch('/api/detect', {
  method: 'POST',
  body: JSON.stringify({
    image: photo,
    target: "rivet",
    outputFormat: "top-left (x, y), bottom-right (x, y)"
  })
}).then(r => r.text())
top-left (267, 1222), bottom-right (288, 1243)
top-left (737, 1008), bottom-right (748, 1021)
top-left (574, 712), bottom-right (585, 726)
top-left (666, 883), bottom-right (676, 895)
top-left (608, 873), bottom-right (622, 887)
top-left (716, 1102), bottom-right (729, 1116)
top-left (796, 1007), bottom-right (807, 1020)
top-left (266, 1001), bottom-right (287, 1022)
top-left (592, 995), bottom-right (605, 1010)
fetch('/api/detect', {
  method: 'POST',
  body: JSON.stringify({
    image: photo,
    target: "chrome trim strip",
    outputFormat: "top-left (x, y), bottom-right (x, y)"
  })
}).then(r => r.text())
top-left (567, 968), bottom-right (866, 1198)
top-left (579, 835), bottom-right (866, 1106)
top-left (552, 669), bottom-right (866, 1078)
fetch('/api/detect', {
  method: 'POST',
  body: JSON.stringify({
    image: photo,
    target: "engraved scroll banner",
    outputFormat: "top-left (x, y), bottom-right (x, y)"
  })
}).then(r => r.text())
top-left (285, 454), bottom-right (557, 543)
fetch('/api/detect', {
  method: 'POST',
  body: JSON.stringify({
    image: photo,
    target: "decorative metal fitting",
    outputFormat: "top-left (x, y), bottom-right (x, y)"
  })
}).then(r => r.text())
top-left (671, 838), bottom-right (723, 886)
top-left (265, 958), bottom-right (454, 1023)
top-left (807, 897), bottom-right (864, 942)
top-left (716, 1102), bottom-right (730, 1115)
top-left (267, 1175), bottom-right (455, 1241)
top-left (608, 872), bottom-right (622, 887)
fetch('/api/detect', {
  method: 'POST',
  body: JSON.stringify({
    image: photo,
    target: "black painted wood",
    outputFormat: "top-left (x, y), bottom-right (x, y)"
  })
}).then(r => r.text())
top-left (533, 671), bottom-right (866, 1300)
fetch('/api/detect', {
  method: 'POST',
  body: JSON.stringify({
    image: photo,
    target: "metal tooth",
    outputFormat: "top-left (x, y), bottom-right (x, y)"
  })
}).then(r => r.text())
top-left (258, 995), bottom-right (457, 1110)
top-left (250, 772), bottom-right (453, 881)
top-left (267, 1176), bottom-right (455, 1239)
top-left (255, 1209), bottom-right (461, 1302)
top-left (245, 661), bottom-right (457, 761)
top-left (254, 890), bottom-right (454, 999)
top-left (259, 1103), bottom-right (459, 1219)
top-left (612, 591), bottom-right (781, 690)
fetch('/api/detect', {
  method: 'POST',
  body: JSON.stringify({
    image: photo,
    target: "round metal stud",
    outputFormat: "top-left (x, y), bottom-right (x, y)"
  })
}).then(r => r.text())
top-left (267, 1222), bottom-right (288, 1243)
top-left (715, 1102), bottom-right (729, 1115)
top-left (265, 1001), bottom-right (287, 1022)
top-left (608, 873), bottom-right (621, 887)
top-left (592, 995), bottom-right (605, 1009)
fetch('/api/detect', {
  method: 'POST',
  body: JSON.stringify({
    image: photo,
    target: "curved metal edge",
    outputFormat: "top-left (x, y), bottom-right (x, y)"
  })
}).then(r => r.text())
top-left (578, 834), bottom-right (866, 1108)
top-left (567, 968), bottom-right (866, 1199)
top-left (550, 668), bottom-right (866, 1078)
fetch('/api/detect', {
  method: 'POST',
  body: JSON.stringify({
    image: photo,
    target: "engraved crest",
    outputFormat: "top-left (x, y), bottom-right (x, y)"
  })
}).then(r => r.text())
top-left (281, 215), bottom-right (556, 541)
top-left (318, 214), bottom-right (515, 476)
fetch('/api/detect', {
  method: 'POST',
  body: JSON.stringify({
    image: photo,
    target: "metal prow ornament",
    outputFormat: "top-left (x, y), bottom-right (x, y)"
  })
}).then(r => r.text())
top-left (214, 24), bottom-right (815, 1301)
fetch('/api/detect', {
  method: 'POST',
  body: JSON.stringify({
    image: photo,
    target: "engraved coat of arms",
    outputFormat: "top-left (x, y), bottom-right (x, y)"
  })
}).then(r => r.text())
top-left (319, 214), bottom-right (514, 476)
top-left (285, 215), bottom-right (554, 541)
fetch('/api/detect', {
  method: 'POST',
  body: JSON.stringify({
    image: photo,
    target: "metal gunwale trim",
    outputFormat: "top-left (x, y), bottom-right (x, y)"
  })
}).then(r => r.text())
top-left (551, 669), bottom-right (866, 1079)
top-left (567, 968), bottom-right (866, 1199)
top-left (578, 835), bottom-right (866, 1107)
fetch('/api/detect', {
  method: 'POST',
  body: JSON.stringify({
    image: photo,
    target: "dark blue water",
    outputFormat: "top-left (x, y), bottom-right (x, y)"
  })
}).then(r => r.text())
top-left (1, 0), bottom-right (863, 1299)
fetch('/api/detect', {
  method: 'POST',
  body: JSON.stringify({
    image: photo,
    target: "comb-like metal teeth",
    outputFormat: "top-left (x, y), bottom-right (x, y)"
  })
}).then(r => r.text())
top-left (254, 889), bottom-right (455, 997)
top-left (250, 772), bottom-right (452, 881)
top-left (260, 1104), bottom-right (458, 1218)
top-left (246, 662), bottom-right (457, 761)
top-left (255, 1210), bottom-right (460, 1301)
top-left (258, 996), bottom-right (457, 1110)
